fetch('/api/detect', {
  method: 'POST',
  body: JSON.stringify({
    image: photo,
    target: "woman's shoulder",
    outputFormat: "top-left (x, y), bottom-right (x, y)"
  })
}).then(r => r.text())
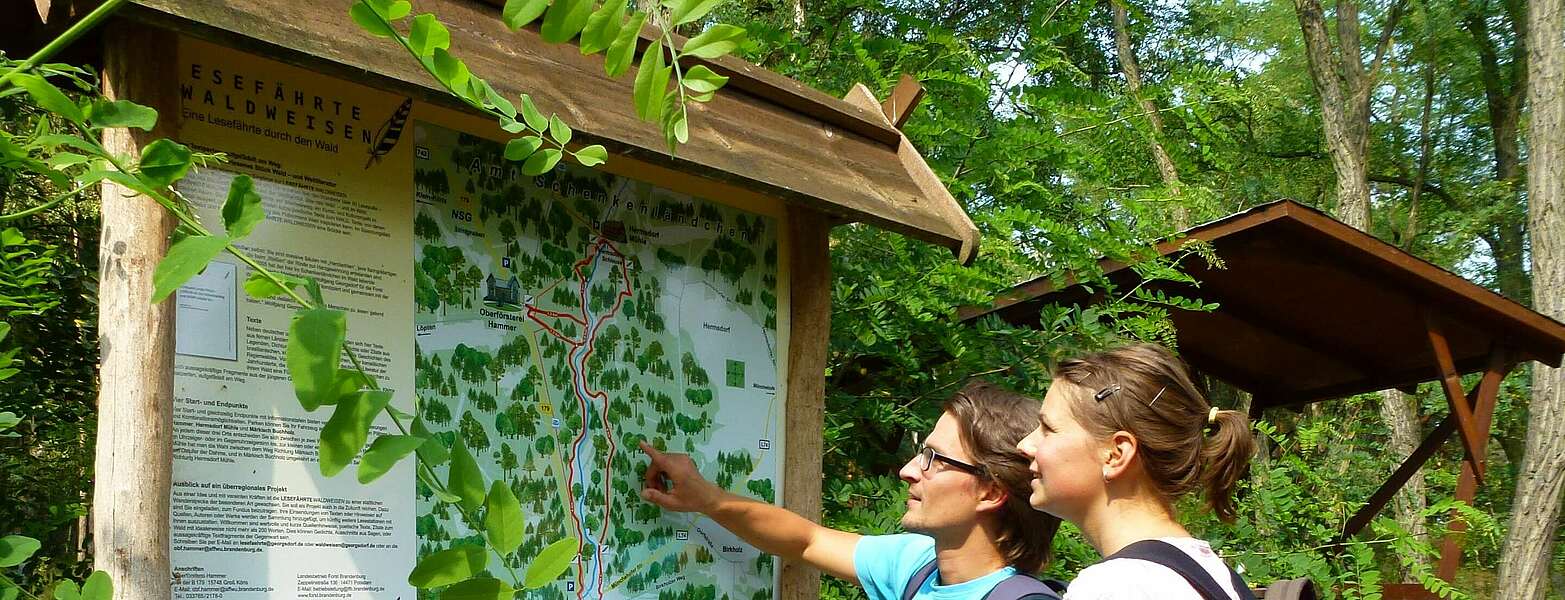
top-left (1063, 538), bottom-right (1233, 600)
top-left (1065, 557), bottom-right (1202, 600)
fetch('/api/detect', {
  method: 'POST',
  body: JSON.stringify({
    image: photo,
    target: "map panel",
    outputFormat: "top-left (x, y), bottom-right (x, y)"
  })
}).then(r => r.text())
top-left (410, 122), bottom-right (783, 600)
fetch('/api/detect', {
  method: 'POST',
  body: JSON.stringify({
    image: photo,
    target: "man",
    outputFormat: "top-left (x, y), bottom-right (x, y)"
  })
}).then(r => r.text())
top-left (638, 380), bottom-right (1060, 600)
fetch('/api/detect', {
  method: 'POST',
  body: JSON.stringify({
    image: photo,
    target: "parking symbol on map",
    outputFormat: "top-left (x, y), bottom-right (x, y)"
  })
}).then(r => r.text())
top-left (566, 582), bottom-right (575, 592)
top-left (552, 418), bottom-right (561, 429)
top-left (758, 439), bottom-right (771, 450)
top-left (675, 530), bottom-right (689, 541)
top-left (502, 257), bottom-right (512, 268)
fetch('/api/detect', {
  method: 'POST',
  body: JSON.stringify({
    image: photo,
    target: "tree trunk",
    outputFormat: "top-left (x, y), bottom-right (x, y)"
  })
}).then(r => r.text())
top-left (1109, 0), bottom-right (1186, 229)
top-left (94, 23), bottom-right (178, 600)
top-left (1292, 0), bottom-right (1405, 230)
top-left (1381, 389), bottom-right (1429, 572)
top-left (1464, 0), bottom-right (1531, 306)
top-left (1496, 0), bottom-right (1565, 594)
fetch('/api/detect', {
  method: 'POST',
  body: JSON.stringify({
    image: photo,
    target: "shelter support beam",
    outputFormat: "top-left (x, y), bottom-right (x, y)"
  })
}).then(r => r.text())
top-left (94, 22), bottom-right (178, 600)
top-left (880, 74), bottom-right (924, 130)
top-left (780, 209), bottom-right (832, 600)
top-left (1436, 352), bottom-right (1513, 581)
top-left (1425, 313), bottom-right (1486, 482)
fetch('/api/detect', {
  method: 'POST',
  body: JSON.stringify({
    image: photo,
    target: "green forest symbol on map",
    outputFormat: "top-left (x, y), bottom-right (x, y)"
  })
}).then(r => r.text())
top-left (411, 123), bottom-right (781, 600)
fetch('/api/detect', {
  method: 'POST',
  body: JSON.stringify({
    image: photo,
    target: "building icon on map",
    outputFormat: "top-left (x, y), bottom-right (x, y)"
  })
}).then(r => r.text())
top-left (484, 273), bottom-right (521, 305)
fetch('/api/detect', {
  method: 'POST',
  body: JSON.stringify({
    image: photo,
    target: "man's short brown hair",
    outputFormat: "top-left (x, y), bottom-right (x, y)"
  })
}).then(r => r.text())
top-left (944, 380), bottom-right (1059, 574)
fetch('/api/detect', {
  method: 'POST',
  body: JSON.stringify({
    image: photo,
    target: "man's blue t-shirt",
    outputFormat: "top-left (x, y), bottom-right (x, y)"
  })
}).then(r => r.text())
top-left (854, 534), bottom-right (1018, 600)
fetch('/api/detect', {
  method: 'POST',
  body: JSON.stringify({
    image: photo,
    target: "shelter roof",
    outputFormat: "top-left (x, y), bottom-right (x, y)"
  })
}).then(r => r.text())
top-left (12, 0), bottom-right (978, 261)
top-left (959, 200), bottom-right (1565, 411)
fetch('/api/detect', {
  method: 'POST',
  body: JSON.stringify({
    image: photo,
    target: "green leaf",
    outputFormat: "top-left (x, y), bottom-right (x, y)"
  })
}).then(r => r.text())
top-left (548, 115), bottom-right (572, 145)
top-left (151, 235), bottom-right (230, 303)
top-left (52, 580), bottom-right (79, 600)
top-left (670, 0), bottom-right (724, 26)
top-left (319, 390), bottom-right (392, 477)
top-left (409, 14), bottom-right (452, 57)
top-left (579, 1), bottom-right (626, 55)
top-left (448, 438), bottom-right (486, 511)
top-left (679, 24), bottom-right (746, 59)
top-left (138, 139), bottom-right (194, 188)
top-left (573, 145), bottom-right (608, 167)
top-left (286, 308), bottom-right (347, 411)
top-left (0, 535), bottom-right (40, 567)
top-left (407, 546), bottom-right (486, 588)
top-left (428, 49), bottom-right (471, 93)
top-left (0, 411), bottom-right (19, 432)
top-left (483, 83), bottom-right (517, 119)
top-left (412, 416), bottom-right (451, 465)
top-left (540, 0), bottom-right (593, 43)
top-left (349, 3), bottom-right (397, 37)
top-left (243, 271), bottom-right (308, 299)
top-left (444, 578), bottom-right (516, 600)
top-left (46, 152), bottom-right (90, 170)
top-left (633, 46), bottom-right (669, 122)
top-left (501, 0), bottom-right (549, 30)
top-left (681, 65), bottom-right (729, 94)
top-left (519, 94), bottom-right (548, 131)
top-left (80, 571), bottom-right (112, 600)
top-left (86, 100), bottom-right (157, 130)
top-left (367, 0), bottom-right (412, 19)
top-left (521, 149), bottom-right (563, 176)
top-left (604, 12), bottom-right (647, 77)
top-left (14, 74), bottom-right (82, 123)
top-left (1, 585), bottom-right (18, 600)
top-left (484, 480), bottom-right (525, 554)
top-left (221, 175), bottom-right (266, 240)
top-left (504, 136), bottom-right (543, 161)
top-left (357, 434), bottom-right (425, 483)
top-left (523, 538), bottom-right (580, 589)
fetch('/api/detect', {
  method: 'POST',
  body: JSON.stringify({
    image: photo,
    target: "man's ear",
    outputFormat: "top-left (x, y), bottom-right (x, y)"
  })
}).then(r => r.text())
top-left (974, 478), bottom-right (1009, 514)
top-left (1102, 430), bottom-right (1138, 482)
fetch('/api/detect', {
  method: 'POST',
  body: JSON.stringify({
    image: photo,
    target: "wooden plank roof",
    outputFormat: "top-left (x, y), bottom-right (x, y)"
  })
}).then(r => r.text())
top-left (959, 200), bottom-right (1565, 410)
top-left (99, 0), bottom-right (978, 261)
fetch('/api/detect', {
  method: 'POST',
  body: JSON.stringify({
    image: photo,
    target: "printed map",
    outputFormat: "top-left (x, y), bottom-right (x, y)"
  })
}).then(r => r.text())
top-left (410, 122), bottom-right (783, 600)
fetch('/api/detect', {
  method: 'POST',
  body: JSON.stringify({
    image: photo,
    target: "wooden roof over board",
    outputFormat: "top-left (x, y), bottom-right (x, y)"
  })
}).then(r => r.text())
top-left (959, 200), bottom-right (1565, 412)
top-left (15, 0), bottom-right (978, 262)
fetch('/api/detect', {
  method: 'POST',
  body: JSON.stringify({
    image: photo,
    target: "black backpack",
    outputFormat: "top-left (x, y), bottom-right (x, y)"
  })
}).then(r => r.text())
top-left (900, 559), bottom-right (1066, 600)
top-left (1098, 540), bottom-right (1257, 600)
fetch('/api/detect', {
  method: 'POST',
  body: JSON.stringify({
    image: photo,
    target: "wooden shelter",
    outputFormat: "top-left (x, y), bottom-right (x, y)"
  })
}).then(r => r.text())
top-left (14, 1), bottom-right (977, 599)
top-left (960, 199), bottom-right (1565, 591)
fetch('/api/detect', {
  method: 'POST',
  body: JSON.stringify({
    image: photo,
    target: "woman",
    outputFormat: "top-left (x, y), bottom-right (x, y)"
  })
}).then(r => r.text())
top-left (1016, 343), bottom-right (1256, 600)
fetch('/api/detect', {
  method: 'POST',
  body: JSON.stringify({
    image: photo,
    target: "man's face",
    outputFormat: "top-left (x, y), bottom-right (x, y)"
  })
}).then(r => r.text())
top-left (897, 412), bottom-right (988, 536)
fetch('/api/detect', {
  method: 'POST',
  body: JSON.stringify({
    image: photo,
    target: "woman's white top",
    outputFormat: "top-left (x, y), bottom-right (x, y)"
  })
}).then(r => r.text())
top-left (1064, 537), bottom-right (1242, 600)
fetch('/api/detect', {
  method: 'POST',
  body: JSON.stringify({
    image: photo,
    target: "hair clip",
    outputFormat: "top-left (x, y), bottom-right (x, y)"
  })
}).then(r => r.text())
top-left (1094, 384), bottom-right (1121, 401)
top-left (1148, 386), bottom-right (1167, 408)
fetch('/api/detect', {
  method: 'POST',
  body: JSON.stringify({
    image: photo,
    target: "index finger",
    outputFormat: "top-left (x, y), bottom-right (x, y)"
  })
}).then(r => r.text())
top-left (638, 439), bottom-right (664, 461)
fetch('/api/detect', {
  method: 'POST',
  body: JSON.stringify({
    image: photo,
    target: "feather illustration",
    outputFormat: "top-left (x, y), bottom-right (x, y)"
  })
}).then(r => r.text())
top-left (365, 97), bottom-right (413, 169)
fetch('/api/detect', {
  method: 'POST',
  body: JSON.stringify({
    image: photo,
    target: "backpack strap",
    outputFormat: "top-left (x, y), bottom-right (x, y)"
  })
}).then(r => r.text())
top-left (1102, 540), bottom-right (1256, 600)
top-left (979, 573), bottom-right (1062, 600)
top-left (900, 560), bottom-right (1062, 600)
top-left (900, 559), bottom-right (939, 600)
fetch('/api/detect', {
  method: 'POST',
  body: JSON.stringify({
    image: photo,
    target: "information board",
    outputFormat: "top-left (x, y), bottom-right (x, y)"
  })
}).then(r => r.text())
top-left (166, 35), bottom-right (788, 600)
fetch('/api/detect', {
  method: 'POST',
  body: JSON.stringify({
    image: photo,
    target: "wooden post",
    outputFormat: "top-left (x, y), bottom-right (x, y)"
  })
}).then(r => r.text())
top-left (780, 208), bottom-right (831, 600)
top-left (1424, 313), bottom-right (1486, 481)
top-left (1436, 351), bottom-right (1513, 580)
top-left (95, 23), bottom-right (178, 600)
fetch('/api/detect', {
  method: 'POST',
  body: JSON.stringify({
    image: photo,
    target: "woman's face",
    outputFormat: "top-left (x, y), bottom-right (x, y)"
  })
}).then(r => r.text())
top-left (1015, 382), bottom-right (1108, 522)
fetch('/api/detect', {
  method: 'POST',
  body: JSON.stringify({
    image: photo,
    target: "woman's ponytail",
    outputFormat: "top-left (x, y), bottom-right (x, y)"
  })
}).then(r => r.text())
top-left (1199, 408), bottom-right (1256, 522)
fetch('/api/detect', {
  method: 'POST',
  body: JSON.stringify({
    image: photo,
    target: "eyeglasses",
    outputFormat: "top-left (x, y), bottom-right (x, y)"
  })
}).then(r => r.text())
top-left (911, 431), bottom-right (986, 476)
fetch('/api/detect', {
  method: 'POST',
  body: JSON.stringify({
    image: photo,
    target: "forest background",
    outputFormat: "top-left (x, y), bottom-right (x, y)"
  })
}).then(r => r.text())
top-left (2, 0), bottom-right (1562, 598)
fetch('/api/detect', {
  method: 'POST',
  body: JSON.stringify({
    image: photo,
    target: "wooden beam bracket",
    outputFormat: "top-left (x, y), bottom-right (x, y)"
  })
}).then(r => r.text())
top-left (1424, 311), bottom-right (1486, 483)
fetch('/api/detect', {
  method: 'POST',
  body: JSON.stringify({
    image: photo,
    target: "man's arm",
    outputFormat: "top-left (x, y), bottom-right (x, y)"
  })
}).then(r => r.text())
top-left (638, 440), bottom-right (861, 582)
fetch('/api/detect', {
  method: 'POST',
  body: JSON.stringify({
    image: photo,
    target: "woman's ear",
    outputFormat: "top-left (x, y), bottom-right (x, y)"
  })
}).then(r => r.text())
top-left (1102, 430), bottom-right (1138, 482)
